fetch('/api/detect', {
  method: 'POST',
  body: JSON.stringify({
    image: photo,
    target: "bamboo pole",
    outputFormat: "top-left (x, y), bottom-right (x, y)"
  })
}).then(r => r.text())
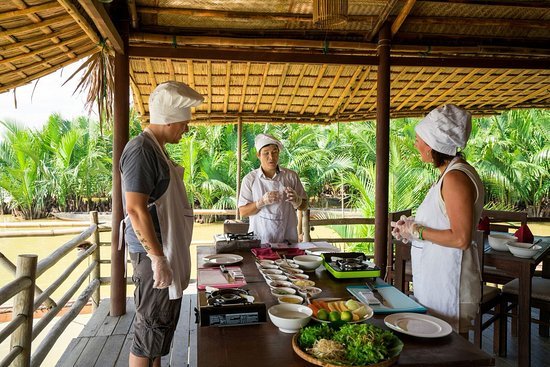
top-left (91, 212), bottom-right (101, 310)
top-left (0, 277), bottom-right (32, 306)
top-left (56, 0), bottom-right (101, 45)
top-left (236, 117), bottom-right (242, 220)
top-left (30, 279), bottom-right (100, 367)
top-left (11, 254), bottom-right (37, 367)
top-left (303, 209), bottom-right (311, 242)
top-left (0, 228), bottom-right (92, 238)
top-left (0, 253), bottom-right (56, 309)
top-left (0, 314), bottom-right (25, 345)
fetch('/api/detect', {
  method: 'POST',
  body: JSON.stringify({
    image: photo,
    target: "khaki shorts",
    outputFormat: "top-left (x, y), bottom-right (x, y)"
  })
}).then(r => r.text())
top-left (130, 253), bottom-right (182, 359)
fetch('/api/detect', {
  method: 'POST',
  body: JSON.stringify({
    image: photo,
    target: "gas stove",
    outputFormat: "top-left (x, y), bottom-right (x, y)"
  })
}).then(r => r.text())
top-left (322, 252), bottom-right (381, 279)
top-left (214, 232), bottom-right (261, 253)
top-left (198, 288), bottom-right (266, 326)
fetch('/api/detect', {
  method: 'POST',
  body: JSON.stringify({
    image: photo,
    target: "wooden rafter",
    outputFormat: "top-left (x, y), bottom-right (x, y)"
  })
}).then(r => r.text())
top-left (355, 79), bottom-right (377, 113)
top-left (0, 2), bottom-right (61, 22)
top-left (284, 64), bottom-right (307, 114)
top-left (223, 61), bottom-right (231, 114)
top-left (77, 0), bottom-right (124, 54)
top-left (425, 68), bottom-right (480, 109)
top-left (411, 69), bottom-right (460, 110)
top-left (365, 0), bottom-right (399, 42)
top-left (391, 0), bottom-right (416, 36)
top-left (478, 70), bottom-right (530, 108)
top-left (186, 60), bottom-right (195, 88)
top-left (396, 70), bottom-right (442, 110)
top-left (166, 59), bottom-right (175, 79)
top-left (299, 64), bottom-right (328, 115)
top-left (269, 63), bottom-right (289, 114)
top-left (463, 70), bottom-right (512, 108)
top-left (56, 1), bottom-right (100, 45)
top-left (239, 62), bottom-right (251, 113)
top-left (329, 67), bottom-right (362, 116)
top-left (0, 14), bottom-right (72, 38)
top-left (340, 67), bottom-right (371, 113)
top-left (0, 24), bottom-right (81, 52)
top-left (254, 63), bottom-right (270, 113)
top-left (507, 75), bottom-right (549, 108)
top-left (145, 58), bottom-right (157, 89)
top-left (314, 65), bottom-right (345, 115)
top-left (493, 72), bottom-right (540, 108)
top-left (207, 60), bottom-right (212, 113)
top-left (445, 70), bottom-right (494, 106)
top-left (391, 68), bottom-right (424, 105)
top-left (128, 0), bottom-right (139, 29)
top-left (129, 68), bottom-right (145, 116)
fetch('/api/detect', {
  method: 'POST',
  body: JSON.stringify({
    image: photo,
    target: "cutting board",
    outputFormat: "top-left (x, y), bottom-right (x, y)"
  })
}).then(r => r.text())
top-left (197, 266), bottom-right (247, 290)
top-left (347, 285), bottom-right (427, 314)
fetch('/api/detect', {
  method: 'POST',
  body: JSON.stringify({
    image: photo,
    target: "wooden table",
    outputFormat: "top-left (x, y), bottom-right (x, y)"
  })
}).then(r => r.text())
top-left (196, 247), bottom-right (494, 367)
top-left (483, 239), bottom-right (550, 367)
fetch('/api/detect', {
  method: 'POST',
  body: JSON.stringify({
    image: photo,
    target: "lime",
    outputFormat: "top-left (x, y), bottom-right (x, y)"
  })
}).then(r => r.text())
top-left (317, 309), bottom-right (329, 321)
top-left (340, 310), bottom-right (353, 322)
top-left (329, 311), bottom-right (341, 322)
top-left (352, 305), bottom-right (368, 318)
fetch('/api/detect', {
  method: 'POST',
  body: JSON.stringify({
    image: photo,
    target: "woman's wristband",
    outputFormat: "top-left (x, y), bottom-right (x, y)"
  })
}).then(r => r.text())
top-left (418, 226), bottom-right (425, 240)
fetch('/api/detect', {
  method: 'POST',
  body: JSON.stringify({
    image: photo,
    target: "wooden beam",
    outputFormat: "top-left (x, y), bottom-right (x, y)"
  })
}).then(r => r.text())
top-left (340, 67), bottom-right (371, 113)
top-left (391, 0), bottom-right (416, 36)
top-left (129, 46), bottom-right (550, 69)
top-left (77, 0), bottom-right (125, 54)
top-left (254, 63), bottom-right (270, 113)
top-left (0, 2), bottom-right (60, 21)
top-left (207, 60), bottom-right (212, 113)
top-left (493, 72), bottom-right (540, 108)
top-left (166, 58), bottom-right (175, 80)
top-left (284, 64), bottom-right (307, 114)
top-left (0, 14), bottom-right (72, 38)
top-left (329, 67), bottom-right (362, 116)
top-left (0, 25), bottom-right (81, 52)
top-left (478, 70), bottom-right (529, 108)
top-left (239, 62), bottom-right (251, 113)
top-left (445, 70), bottom-right (494, 106)
top-left (0, 34), bottom-right (87, 66)
top-left (425, 68), bottom-right (480, 109)
top-left (223, 61), bottom-right (231, 114)
top-left (128, 0), bottom-right (139, 29)
top-left (366, 0), bottom-right (399, 42)
top-left (410, 69), bottom-right (460, 110)
top-left (300, 64), bottom-right (328, 115)
top-left (396, 69), bottom-right (442, 110)
top-left (390, 67), bottom-right (424, 105)
top-left (129, 68), bottom-right (145, 116)
top-left (462, 70), bottom-right (512, 107)
top-left (269, 63), bottom-right (289, 114)
top-left (406, 16), bottom-right (550, 30)
top-left (187, 60), bottom-right (195, 88)
top-left (315, 65), bottom-right (345, 115)
top-left (56, 1), bottom-right (100, 45)
top-left (145, 57), bottom-right (157, 89)
top-left (418, 0), bottom-right (550, 9)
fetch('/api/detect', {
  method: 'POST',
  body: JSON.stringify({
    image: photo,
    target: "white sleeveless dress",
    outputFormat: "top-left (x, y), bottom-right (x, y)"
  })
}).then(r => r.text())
top-left (412, 157), bottom-right (484, 332)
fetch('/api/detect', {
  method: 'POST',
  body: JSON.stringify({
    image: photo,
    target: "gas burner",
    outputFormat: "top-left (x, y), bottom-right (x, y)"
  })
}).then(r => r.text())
top-left (207, 288), bottom-right (252, 306)
top-left (227, 232), bottom-right (256, 241)
top-left (336, 258), bottom-right (369, 271)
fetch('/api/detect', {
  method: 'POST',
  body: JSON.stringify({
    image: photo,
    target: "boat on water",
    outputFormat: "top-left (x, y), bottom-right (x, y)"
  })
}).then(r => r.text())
top-left (52, 212), bottom-right (112, 223)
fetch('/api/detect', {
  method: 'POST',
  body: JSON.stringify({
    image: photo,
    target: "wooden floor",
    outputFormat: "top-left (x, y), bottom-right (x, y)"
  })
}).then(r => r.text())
top-left (57, 295), bottom-right (549, 367)
top-left (56, 294), bottom-right (197, 367)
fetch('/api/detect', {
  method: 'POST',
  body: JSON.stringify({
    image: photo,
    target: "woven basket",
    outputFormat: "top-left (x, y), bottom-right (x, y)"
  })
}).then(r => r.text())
top-left (292, 333), bottom-right (399, 367)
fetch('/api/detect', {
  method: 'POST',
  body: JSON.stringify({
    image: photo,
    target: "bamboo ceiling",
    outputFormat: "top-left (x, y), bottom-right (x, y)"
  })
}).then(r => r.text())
top-left (1, 0), bottom-right (549, 124)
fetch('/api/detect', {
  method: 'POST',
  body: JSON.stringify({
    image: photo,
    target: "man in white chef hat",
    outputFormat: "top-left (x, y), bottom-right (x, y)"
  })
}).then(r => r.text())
top-left (120, 81), bottom-right (203, 367)
top-left (238, 133), bottom-right (308, 244)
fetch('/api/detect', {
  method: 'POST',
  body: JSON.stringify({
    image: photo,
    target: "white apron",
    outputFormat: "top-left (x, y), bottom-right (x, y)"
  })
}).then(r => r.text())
top-left (145, 129), bottom-right (194, 300)
top-left (412, 157), bottom-right (483, 332)
top-left (250, 179), bottom-right (296, 244)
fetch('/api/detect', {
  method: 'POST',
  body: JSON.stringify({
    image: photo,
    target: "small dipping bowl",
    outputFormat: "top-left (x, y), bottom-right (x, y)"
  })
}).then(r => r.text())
top-left (277, 294), bottom-right (304, 305)
top-left (271, 287), bottom-right (297, 297)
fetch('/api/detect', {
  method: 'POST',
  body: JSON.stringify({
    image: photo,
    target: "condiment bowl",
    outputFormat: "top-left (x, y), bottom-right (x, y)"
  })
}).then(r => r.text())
top-left (293, 255), bottom-right (323, 271)
top-left (271, 287), bottom-right (297, 297)
top-left (266, 274), bottom-right (288, 281)
top-left (488, 234), bottom-right (517, 251)
top-left (275, 259), bottom-right (295, 266)
top-left (268, 303), bottom-right (312, 333)
top-left (297, 286), bottom-right (322, 298)
top-left (261, 268), bottom-right (283, 276)
top-left (267, 280), bottom-right (293, 288)
top-left (507, 242), bottom-right (541, 258)
top-left (277, 294), bottom-right (303, 305)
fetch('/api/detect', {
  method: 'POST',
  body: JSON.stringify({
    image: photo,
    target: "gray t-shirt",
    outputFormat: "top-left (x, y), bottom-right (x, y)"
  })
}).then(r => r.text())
top-left (120, 132), bottom-right (170, 253)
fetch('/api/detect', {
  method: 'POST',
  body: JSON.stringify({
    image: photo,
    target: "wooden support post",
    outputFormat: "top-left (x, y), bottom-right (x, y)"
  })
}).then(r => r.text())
top-left (110, 18), bottom-right (129, 317)
top-left (11, 254), bottom-right (37, 367)
top-left (90, 211), bottom-right (100, 310)
top-left (374, 24), bottom-right (391, 276)
top-left (236, 117), bottom-right (243, 219)
top-left (303, 209), bottom-right (311, 242)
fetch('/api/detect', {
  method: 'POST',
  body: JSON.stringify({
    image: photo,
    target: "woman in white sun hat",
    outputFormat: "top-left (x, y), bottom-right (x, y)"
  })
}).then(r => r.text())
top-left (391, 104), bottom-right (484, 334)
top-left (120, 81), bottom-right (203, 367)
top-left (238, 133), bottom-right (308, 244)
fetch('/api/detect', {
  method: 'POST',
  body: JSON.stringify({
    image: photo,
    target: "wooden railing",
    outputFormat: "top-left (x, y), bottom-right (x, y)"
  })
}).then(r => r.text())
top-left (0, 212), bottom-right (108, 367)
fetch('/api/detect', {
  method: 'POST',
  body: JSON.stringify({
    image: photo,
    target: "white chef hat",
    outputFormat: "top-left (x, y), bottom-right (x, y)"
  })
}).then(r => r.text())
top-left (414, 104), bottom-right (472, 156)
top-left (255, 133), bottom-right (283, 152)
top-left (149, 81), bottom-right (204, 124)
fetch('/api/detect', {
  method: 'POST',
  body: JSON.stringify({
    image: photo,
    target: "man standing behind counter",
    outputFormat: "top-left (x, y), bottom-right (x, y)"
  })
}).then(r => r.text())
top-left (120, 81), bottom-right (203, 367)
top-left (238, 134), bottom-right (308, 244)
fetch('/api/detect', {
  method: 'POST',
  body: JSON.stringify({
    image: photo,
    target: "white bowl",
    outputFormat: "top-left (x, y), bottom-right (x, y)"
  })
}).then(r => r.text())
top-left (266, 274), bottom-right (287, 281)
top-left (271, 287), bottom-right (297, 297)
top-left (293, 255), bottom-right (323, 271)
top-left (268, 303), bottom-right (312, 333)
top-left (281, 267), bottom-right (304, 275)
top-left (488, 234), bottom-right (517, 251)
top-left (275, 259), bottom-right (295, 266)
top-left (287, 273), bottom-right (309, 281)
top-left (261, 268), bottom-right (283, 276)
top-left (297, 286), bottom-right (322, 298)
top-left (267, 280), bottom-right (293, 288)
top-left (507, 242), bottom-right (541, 258)
top-left (277, 294), bottom-right (303, 305)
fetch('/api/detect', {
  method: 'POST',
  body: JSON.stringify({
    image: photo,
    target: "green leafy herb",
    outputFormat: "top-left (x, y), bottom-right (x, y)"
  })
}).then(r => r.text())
top-left (298, 323), bottom-right (333, 349)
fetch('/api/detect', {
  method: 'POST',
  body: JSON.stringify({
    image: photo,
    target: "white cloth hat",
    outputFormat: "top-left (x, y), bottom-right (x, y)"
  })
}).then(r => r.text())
top-left (254, 133), bottom-right (283, 152)
top-left (414, 104), bottom-right (472, 155)
top-left (149, 81), bottom-right (204, 124)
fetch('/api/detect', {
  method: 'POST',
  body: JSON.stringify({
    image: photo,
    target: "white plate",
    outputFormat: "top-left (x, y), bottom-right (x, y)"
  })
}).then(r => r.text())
top-left (384, 313), bottom-right (452, 338)
top-left (305, 247), bottom-right (339, 256)
top-left (203, 254), bottom-right (244, 265)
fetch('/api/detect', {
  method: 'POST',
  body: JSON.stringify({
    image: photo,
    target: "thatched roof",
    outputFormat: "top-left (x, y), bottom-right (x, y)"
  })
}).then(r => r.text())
top-left (1, 0), bottom-right (549, 124)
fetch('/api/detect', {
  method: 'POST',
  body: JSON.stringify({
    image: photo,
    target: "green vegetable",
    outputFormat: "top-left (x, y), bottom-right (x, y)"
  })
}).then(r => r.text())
top-left (298, 323), bottom-right (403, 366)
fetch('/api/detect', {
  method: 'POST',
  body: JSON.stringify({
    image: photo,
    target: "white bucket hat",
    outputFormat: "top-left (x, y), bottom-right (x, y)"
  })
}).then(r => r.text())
top-left (255, 133), bottom-right (283, 152)
top-left (149, 81), bottom-right (204, 124)
top-left (414, 104), bottom-right (472, 155)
